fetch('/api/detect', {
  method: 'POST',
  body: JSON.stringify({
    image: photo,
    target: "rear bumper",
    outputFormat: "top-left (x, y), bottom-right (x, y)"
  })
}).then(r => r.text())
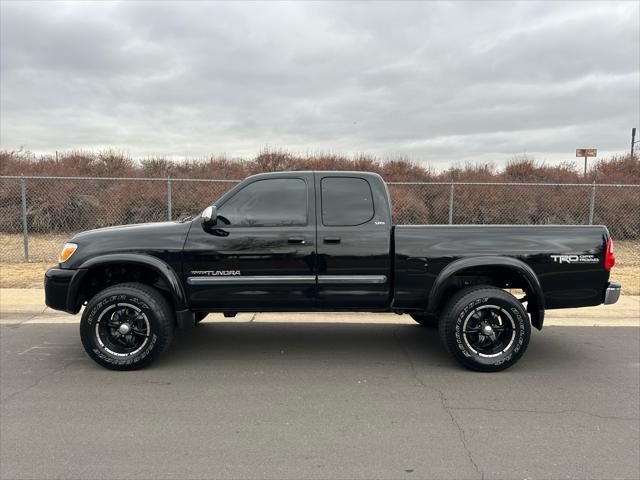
top-left (44, 268), bottom-right (87, 314)
top-left (603, 281), bottom-right (621, 305)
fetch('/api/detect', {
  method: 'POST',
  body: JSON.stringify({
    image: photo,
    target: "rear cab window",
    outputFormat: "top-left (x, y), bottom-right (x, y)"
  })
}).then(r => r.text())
top-left (321, 177), bottom-right (374, 226)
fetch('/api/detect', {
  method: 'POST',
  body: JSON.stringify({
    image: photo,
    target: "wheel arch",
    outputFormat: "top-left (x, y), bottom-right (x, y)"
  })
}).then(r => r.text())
top-left (67, 254), bottom-right (187, 313)
top-left (427, 256), bottom-right (545, 330)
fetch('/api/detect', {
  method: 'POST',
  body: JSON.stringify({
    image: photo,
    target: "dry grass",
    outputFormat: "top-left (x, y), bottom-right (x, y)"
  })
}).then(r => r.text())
top-left (0, 233), bottom-right (70, 262)
top-left (609, 267), bottom-right (639, 295)
top-left (0, 233), bottom-right (73, 288)
top-left (0, 262), bottom-right (50, 288)
top-left (614, 240), bottom-right (640, 267)
top-left (1, 237), bottom-right (637, 294)
top-left (608, 240), bottom-right (640, 295)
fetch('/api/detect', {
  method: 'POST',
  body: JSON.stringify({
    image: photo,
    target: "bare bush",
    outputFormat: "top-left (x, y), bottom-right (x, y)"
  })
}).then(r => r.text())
top-left (1, 150), bottom-right (638, 253)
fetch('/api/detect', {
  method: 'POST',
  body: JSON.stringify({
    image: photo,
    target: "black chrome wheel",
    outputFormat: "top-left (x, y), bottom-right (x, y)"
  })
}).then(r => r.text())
top-left (439, 286), bottom-right (531, 372)
top-left (80, 282), bottom-right (174, 370)
top-left (461, 305), bottom-right (516, 358)
top-left (96, 303), bottom-right (151, 357)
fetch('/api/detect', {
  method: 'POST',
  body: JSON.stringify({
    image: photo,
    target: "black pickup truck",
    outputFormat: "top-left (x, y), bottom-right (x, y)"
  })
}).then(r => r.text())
top-left (45, 171), bottom-right (620, 371)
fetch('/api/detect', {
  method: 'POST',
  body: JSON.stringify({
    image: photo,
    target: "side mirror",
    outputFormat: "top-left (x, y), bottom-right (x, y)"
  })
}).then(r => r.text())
top-left (201, 205), bottom-right (217, 226)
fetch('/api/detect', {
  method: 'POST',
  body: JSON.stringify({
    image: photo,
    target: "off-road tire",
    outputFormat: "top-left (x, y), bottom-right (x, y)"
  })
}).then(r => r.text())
top-left (410, 314), bottom-right (439, 328)
top-left (80, 282), bottom-right (175, 370)
top-left (439, 286), bottom-right (531, 372)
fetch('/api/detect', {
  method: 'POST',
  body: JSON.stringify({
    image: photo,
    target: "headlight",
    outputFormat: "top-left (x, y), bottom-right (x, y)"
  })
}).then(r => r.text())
top-left (58, 243), bottom-right (78, 263)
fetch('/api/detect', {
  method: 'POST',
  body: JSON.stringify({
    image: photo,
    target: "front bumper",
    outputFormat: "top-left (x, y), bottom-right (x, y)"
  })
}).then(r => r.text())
top-left (603, 281), bottom-right (621, 305)
top-left (44, 268), bottom-right (87, 313)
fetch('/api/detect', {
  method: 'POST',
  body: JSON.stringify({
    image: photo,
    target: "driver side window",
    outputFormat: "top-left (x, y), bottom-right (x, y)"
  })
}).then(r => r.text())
top-left (217, 178), bottom-right (307, 227)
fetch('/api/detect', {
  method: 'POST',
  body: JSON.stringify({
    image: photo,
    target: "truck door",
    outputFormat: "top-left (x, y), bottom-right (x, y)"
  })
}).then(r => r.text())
top-left (183, 173), bottom-right (317, 311)
top-left (314, 173), bottom-right (392, 309)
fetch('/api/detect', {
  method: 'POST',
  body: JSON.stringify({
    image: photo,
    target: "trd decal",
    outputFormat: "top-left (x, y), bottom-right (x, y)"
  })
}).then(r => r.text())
top-left (550, 254), bottom-right (599, 264)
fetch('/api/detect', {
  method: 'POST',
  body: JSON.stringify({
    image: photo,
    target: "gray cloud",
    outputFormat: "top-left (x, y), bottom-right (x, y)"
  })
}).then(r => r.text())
top-left (1, 0), bottom-right (638, 166)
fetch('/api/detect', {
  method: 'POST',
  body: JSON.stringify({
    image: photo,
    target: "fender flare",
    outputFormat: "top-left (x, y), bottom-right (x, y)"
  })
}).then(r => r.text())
top-left (68, 253), bottom-right (188, 312)
top-left (427, 256), bottom-right (545, 330)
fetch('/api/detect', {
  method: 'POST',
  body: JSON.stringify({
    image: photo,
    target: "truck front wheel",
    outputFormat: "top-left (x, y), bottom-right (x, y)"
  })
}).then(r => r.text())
top-left (439, 286), bottom-right (531, 372)
top-left (80, 282), bottom-right (175, 370)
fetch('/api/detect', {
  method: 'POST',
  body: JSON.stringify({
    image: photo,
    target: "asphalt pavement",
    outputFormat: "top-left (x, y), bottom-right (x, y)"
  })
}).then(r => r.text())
top-left (1, 307), bottom-right (639, 479)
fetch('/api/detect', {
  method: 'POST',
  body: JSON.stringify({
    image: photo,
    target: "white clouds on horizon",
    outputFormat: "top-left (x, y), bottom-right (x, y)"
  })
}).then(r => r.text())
top-left (1, 0), bottom-right (638, 166)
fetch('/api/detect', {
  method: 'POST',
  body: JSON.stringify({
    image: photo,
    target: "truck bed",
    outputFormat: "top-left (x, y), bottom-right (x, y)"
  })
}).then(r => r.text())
top-left (393, 224), bottom-right (610, 311)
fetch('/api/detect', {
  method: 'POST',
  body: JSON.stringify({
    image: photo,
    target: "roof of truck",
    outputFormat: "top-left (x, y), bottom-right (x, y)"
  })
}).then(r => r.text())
top-left (245, 170), bottom-right (385, 180)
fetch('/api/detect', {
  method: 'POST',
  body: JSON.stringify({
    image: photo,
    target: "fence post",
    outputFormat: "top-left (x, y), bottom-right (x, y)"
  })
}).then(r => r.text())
top-left (588, 182), bottom-right (596, 225)
top-left (167, 177), bottom-right (173, 221)
top-left (20, 177), bottom-right (29, 261)
top-left (448, 182), bottom-right (455, 225)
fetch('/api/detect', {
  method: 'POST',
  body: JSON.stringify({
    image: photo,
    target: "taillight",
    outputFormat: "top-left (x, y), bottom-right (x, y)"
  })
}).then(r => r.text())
top-left (604, 238), bottom-right (615, 271)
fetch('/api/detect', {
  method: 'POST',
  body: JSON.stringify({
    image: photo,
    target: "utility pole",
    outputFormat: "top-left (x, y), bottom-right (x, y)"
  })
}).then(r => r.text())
top-left (632, 128), bottom-right (637, 156)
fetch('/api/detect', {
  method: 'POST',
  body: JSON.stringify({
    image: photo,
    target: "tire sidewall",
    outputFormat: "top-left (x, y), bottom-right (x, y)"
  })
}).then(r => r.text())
top-left (81, 290), bottom-right (161, 369)
top-left (450, 291), bottom-right (530, 370)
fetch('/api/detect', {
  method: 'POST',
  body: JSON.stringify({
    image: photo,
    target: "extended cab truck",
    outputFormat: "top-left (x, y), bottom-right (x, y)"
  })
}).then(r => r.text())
top-left (44, 171), bottom-right (621, 371)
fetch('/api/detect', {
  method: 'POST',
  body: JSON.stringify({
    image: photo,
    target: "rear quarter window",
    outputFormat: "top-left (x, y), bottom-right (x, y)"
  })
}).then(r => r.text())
top-left (321, 177), bottom-right (374, 226)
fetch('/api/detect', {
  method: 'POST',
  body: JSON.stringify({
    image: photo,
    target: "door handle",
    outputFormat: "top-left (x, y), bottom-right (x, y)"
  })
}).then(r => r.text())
top-left (323, 236), bottom-right (341, 244)
top-left (288, 236), bottom-right (306, 244)
top-left (408, 257), bottom-right (428, 268)
top-left (408, 257), bottom-right (427, 263)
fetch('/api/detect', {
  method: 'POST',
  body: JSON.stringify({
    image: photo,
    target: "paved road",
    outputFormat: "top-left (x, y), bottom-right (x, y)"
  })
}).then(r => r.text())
top-left (1, 316), bottom-right (638, 480)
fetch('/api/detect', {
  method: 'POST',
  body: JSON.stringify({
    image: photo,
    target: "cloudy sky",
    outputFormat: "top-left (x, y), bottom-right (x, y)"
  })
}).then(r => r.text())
top-left (1, 1), bottom-right (638, 166)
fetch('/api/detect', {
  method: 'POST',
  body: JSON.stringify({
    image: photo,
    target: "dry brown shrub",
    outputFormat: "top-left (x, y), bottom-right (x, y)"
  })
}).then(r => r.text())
top-left (1, 150), bottom-right (638, 238)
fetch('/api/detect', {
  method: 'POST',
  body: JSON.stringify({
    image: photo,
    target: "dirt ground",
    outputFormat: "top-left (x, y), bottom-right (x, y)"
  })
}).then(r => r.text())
top-left (0, 233), bottom-right (70, 263)
top-left (1, 236), bottom-right (637, 295)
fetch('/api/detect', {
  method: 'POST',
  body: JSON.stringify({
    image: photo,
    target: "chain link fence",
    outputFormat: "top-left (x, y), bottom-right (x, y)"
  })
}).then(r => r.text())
top-left (1, 175), bottom-right (638, 263)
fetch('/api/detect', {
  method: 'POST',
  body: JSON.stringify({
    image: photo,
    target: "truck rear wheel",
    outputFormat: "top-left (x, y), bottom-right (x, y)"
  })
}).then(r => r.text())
top-left (410, 314), bottom-right (439, 328)
top-left (439, 286), bottom-right (530, 372)
top-left (80, 282), bottom-right (175, 370)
